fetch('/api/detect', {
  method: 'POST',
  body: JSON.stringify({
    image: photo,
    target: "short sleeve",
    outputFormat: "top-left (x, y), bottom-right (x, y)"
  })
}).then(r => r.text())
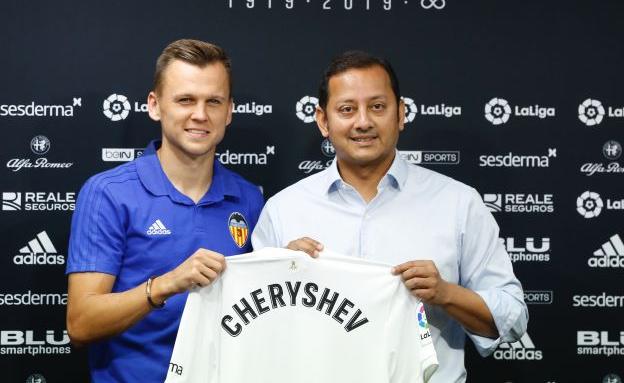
top-left (66, 175), bottom-right (126, 275)
top-left (251, 199), bottom-right (282, 250)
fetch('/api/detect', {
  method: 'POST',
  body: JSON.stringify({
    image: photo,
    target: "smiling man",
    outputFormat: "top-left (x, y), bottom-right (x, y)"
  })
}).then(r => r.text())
top-left (252, 51), bottom-right (528, 382)
top-left (66, 39), bottom-right (263, 382)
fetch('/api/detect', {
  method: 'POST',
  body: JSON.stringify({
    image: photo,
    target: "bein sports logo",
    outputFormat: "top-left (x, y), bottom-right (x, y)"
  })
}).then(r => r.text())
top-left (296, 96), bottom-right (318, 123)
top-left (103, 94), bottom-right (131, 121)
top-left (578, 98), bottom-right (605, 126)
top-left (577, 191), bottom-right (603, 218)
top-left (484, 98), bottom-right (511, 125)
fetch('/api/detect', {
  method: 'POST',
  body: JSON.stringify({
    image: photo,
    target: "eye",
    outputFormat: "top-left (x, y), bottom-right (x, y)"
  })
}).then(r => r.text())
top-left (177, 97), bottom-right (193, 104)
top-left (208, 98), bottom-right (222, 105)
top-left (371, 103), bottom-right (386, 111)
top-left (339, 105), bottom-right (354, 114)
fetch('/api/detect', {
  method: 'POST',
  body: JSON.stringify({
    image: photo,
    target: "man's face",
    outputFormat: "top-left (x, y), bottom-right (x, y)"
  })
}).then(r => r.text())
top-left (316, 65), bottom-right (405, 169)
top-left (147, 59), bottom-right (232, 159)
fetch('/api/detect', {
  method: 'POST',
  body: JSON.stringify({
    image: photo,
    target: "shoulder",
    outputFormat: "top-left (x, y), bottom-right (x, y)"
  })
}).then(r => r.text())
top-left (265, 170), bottom-right (328, 207)
top-left (79, 161), bottom-right (140, 200)
top-left (218, 164), bottom-right (263, 202)
top-left (408, 164), bottom-right (479, 198)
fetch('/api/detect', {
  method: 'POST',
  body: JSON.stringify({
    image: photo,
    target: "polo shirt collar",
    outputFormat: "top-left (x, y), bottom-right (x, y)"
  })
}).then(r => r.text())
top-left (137, 140), bottom-right (241, 205)
top-left (323, 149), bottom-right (408, 194)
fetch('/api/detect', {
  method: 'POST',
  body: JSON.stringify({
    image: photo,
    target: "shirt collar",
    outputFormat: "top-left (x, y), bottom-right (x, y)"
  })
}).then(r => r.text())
top-left (136, 140), bottom-right (241, 205)
top-left (323, 149), bottom-right (408, 194)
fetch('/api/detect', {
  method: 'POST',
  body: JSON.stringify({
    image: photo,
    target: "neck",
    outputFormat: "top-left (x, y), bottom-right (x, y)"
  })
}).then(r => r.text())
top-left (336, 152), bottom-right (395, 203)
top-left (157, 141), bottom-right (215, 204)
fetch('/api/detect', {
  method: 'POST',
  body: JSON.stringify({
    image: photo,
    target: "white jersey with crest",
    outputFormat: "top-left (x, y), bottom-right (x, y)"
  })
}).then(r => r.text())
top-left (165, 247), bottom-right (438, 383)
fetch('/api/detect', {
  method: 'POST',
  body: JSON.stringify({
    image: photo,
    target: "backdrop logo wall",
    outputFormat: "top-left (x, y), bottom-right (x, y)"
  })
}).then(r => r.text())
top-left (216, 146), bottom-right (275, 166)
top-left (401, 97), bottom-right (462, 120)
top-left (101, 148), bottom-right (145, 162)
top-left (102, 93), bottom-right (147, 121)
top-left (1, 192), bottom-right (75, 212)
top-left (321, 139), bottom-right (335, 157)
top-left (572, 293), bottom-right (624, 308)
top-left (580, 140), bottom-right (623, 176)
top-left (0, 330), bottom-right (70, 356)
top-left (524, 290), bottom-right (553, 304)
top-left (13, 231), bottom-right (65, 265)
top-left (6, 136), bottom-right (73, 172)
top-left (501, 237), bottom-right (550, 262)
top-left (296, 95), bottom-right (318, 123)
top-left (578, 98), bottom-right (624, 126)
top-left (232, 101), bottom-right (272, 116)
top-left (298, 139), bottom-right (335, 174)
top-left (399, 150), bottom-right (460, 165)
top-left (577, 331), bottom-right (624, 357)
top-left (494, 333), bottom-right (543, 360)
top-left (484, 193), bottom-right (554, 213)
top-left (0, 98), bottom-right (81, 117)
top-left (485, 97), bottom-right (555, 125)
top-left (479, 148), bottom-right (557, 168)
top-left (589, 234), bottom-right (624, 268)
top-left (577, 191), bottom-right (623, 218)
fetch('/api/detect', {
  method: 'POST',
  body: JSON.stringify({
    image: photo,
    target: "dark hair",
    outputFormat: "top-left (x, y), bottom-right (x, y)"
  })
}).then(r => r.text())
top-left (318, 50), bottom-right (400, 109)
top-left (153, 39), bottom-right (232, 97)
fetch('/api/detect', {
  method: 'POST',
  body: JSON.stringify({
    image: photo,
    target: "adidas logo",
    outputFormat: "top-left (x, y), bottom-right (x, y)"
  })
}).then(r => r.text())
top-left (13, 231), bottom-right (65, 265)
top-left (146, 219), bottom-right (171, 235)
top-left (589, 234), bottom-right (624, 268)
top-left (494, 333), bottom-right (543, 360)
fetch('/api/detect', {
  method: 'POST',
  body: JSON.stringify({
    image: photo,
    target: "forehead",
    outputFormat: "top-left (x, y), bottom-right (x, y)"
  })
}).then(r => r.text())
top-left (327, 65), bottom-right (393, 102)
top-left (159, 59), bottom-right (229, 96)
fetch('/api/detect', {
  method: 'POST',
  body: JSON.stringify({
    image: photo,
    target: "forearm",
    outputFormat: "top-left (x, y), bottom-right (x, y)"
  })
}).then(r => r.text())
top-left (67, 281), bottom-right (153, 346)
top-left (440, 282), bottom-right (498, 339)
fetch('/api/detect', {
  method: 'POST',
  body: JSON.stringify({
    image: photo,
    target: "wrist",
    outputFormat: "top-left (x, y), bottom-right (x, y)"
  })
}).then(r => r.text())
top-left (146, 276), bottom-right (167, 309)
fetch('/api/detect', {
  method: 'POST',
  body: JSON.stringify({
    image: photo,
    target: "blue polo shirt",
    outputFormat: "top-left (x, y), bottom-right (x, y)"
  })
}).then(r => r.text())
top-left (67, 140), bottom-right (263, 383)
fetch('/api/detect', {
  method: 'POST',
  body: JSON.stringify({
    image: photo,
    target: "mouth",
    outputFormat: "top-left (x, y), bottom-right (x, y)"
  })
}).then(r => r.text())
top-left (350, 135), bottom-right (377, 144)
top-left (185, 128), bottom-right (209, 138)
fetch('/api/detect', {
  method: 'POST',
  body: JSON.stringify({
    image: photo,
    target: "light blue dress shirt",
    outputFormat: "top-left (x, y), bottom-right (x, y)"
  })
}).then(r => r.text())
top-left (252, 151), bottom-right (528, 383)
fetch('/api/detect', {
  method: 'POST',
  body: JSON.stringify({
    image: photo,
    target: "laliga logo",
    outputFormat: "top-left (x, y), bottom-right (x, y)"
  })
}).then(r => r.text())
top-left (484, 98), bottom-right (511, 125)
top-left (103, 94), bottom-right (131, 121)
top-left (577, 191), bottom-right (603, 218)
top-left (296, 95), bottom-right (318, 123)
top-left (578, 98), bottom-right (605, 126)
top-left (421, 0), bottom-right (446, 9)
top-left (402, 97), bottom-right (417, 123)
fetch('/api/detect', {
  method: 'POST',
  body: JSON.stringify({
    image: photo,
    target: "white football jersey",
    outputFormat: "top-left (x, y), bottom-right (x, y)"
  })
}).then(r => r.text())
top-left (166, 248), bottom-right (438, 383)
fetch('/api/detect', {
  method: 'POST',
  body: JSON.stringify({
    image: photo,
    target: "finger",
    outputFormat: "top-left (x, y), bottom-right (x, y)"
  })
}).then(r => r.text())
top-left (392, 260), bottom-right (429, 275)
top-left (404, 276), bottom-right (432, 290)
top-left (194, 254), bottom-right (227, 274)
top-left (400, 266), bottom-right (434, 281)
top-left (287, 238), bottom-right (323, 258)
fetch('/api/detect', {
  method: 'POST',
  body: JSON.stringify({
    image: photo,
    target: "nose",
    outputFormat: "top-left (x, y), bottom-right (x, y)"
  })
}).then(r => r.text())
top-left (191, 102), bottom-right (208, 121)
top-left (354, 107), bottom-right (372, 131)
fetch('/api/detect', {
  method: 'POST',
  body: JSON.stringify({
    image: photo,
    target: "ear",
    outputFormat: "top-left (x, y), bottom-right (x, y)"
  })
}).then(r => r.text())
top-left (147, 91), bottom-right (161, 121)
top-left (398, 98), bottom-right (406, 132)
top-left (315, 106), bottom-right (329, 138)
top-left (225, 98), bottom-right (233, 127)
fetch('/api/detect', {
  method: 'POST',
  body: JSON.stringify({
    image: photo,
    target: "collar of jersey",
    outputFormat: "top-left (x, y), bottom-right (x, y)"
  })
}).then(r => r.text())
top-left (136, 140), bottom-right (241, 205)
top-left (324, 149), bottom-right (408, 195)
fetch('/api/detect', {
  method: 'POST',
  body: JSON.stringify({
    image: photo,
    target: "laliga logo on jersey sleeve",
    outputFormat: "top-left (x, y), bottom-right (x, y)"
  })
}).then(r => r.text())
top-left (401, 97), bottom-right (461, 122)
top-left (417, 303), bottom-right (432, 341)
top-left (494, 333), bottom-right (543, 360)
top-left (580, 140), bottom-right (623, 176)
top-left (578, 98), bottom-right (624, 126)
top-left (6, 136), bottom-right (73, 172)
top-left (296, 95), bottom-right (318, 123)
top-left (13, 231), bottom-right (65, 265)
top-left (228, 212), bottom-right (249, 248)
top-left (485, 97), bottom-right (555, 125)
top-left (232, 101), bottom-right (272, 116)
top-left (102, 93), bottom-right (148, 121)
top-left (588, 234), bottom-right (624, 268)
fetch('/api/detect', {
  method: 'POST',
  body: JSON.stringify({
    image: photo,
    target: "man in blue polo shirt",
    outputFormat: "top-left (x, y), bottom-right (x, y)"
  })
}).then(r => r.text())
top-left (66, 39), bottom-right (263, 382)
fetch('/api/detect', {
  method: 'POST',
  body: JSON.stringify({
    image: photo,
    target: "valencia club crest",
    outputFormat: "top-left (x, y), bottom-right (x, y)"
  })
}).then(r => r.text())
top-left (228, 212), bottom-right (249, 248)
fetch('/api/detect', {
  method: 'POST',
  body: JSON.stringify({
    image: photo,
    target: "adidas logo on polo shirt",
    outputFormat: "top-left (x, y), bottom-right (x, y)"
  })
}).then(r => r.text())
top-left (147, 219), bottom-right (171, 235)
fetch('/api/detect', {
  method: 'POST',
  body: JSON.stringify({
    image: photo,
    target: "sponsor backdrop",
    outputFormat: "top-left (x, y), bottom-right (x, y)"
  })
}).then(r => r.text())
top-left (1, 1), bottom-right (622, 382)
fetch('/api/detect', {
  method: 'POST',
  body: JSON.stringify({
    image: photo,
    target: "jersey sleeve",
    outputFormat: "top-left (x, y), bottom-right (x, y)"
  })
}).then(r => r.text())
top-left (387, 284), bottom-right (439, 383)
top-left (459, 188), bottom-right (528, 355)
top-left (166, 283), bottom-right (222, 383)
top-left (66, 175), bottom-right (126, 275)
top-left (251, 198), bottom-right (282, 250)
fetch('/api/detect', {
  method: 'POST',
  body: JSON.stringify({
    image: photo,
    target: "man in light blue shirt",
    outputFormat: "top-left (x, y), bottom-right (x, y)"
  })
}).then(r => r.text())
top-left (251, 51), bottom-right (527, 382)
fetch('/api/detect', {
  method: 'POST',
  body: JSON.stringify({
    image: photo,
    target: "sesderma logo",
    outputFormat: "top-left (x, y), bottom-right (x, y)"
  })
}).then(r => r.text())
top-left (479, 148), bottom-right (557, 168)
top-left (0, 98), bottom-right (81, 117)
top-left (573, 292), bottom-right (624, 308)
top-left (494, 333), bottom-right (543, 360)
top-left (588, 234), bottom-right (624, 268)
top-left (13, 231), bottom-right (65, 265)
top-left (216, 146), bottom-right (275, 166)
